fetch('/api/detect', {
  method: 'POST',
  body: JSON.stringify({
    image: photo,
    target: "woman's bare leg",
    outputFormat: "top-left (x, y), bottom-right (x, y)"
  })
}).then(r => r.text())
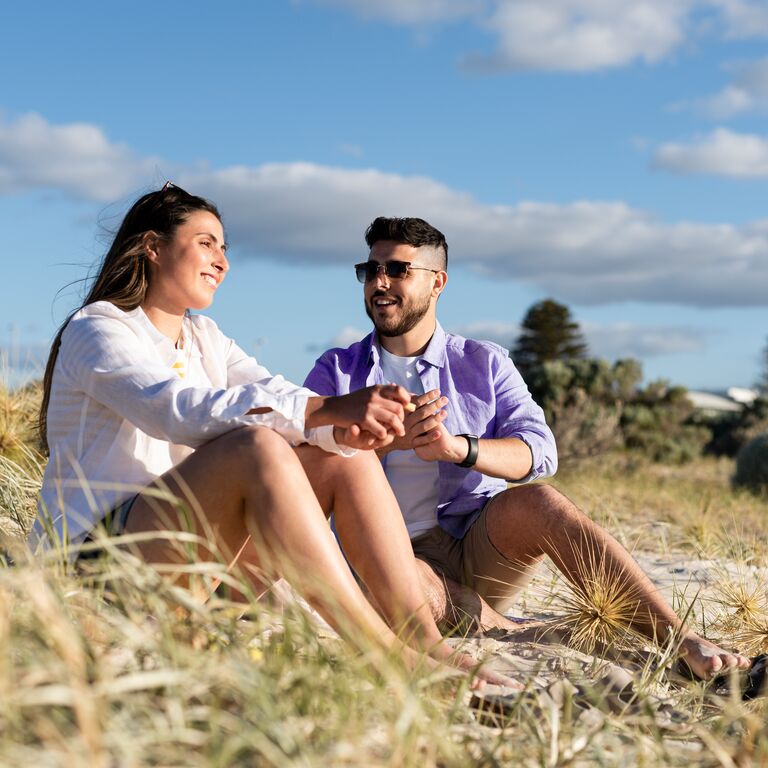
top-left (294, 446), bottom-right (516, 681)
top-left (122, 426), bottom-right (422, 659)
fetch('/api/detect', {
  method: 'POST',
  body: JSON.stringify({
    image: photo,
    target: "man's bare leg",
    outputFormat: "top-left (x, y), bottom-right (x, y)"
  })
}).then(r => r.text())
top-left (483, 483), bottom-right (750, 679)
top-left (413, 559), bottom-right (539, 634)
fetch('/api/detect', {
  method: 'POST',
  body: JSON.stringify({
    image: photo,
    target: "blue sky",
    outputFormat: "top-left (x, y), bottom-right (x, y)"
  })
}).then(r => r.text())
top-left (2, 0), bottom-right (767, 391)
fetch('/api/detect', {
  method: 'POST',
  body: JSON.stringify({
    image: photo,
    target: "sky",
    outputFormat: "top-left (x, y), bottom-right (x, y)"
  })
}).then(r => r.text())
top-left (1, 0), bottom-right (767, 392)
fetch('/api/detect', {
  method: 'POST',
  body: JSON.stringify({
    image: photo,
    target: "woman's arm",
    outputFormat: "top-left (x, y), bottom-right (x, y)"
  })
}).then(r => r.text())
top-left (223, 324), bottom-right (410, 450)
top-left (61, 309), bottom-right (310, 448)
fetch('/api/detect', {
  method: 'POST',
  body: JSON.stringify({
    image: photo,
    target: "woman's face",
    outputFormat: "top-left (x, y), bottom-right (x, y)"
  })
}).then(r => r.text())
top-left (147, 210), bottom-right (229, 313)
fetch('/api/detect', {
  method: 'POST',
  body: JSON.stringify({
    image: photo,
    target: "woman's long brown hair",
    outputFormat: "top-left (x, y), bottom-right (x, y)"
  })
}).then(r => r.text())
top-left (39, 185), bottom-right (221, 451)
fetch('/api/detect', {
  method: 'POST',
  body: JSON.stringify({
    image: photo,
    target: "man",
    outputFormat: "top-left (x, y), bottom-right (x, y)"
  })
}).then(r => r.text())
top-left (305, 216), bottom-right (747, 680)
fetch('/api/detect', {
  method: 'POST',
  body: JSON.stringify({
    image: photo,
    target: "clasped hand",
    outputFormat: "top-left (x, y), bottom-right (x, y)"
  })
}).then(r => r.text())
top-left (381, 389), bottom-right (468, 463)
top-left (329, 384), bottom-right (411, 450)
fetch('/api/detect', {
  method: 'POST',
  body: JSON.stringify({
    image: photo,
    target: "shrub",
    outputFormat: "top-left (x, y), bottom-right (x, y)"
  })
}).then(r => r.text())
top-left (706, 397), bottom-right (768, 458)
top-left (621, 382), bottom-right (711, 464)
top-left (525, 359), bottom-right (710, 464)
top-left (733, 432), bottom-right (768, 495)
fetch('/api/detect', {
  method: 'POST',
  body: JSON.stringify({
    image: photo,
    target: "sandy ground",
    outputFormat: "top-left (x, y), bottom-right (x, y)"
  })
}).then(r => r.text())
top-left (281, 548), bottom-right (765, 735)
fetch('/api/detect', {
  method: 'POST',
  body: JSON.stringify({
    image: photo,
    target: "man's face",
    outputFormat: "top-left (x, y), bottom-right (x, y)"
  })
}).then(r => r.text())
top-left (363, 241), bottom-right (438, 338)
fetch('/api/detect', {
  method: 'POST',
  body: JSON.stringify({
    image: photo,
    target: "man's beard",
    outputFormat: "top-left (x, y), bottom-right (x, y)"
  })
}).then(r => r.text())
top-left (365, 291), bottom-right (431, 337)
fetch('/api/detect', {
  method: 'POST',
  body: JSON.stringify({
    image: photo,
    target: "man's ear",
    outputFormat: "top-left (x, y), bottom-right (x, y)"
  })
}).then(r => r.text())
top-left (432, 270), bottom-right (448, 299)
top-left (142, 231), bottom-right (162, 264)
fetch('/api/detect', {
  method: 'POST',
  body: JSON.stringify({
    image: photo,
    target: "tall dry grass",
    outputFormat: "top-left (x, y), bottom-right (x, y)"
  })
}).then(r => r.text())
top-left (1, 384), bottom-right (768, 765)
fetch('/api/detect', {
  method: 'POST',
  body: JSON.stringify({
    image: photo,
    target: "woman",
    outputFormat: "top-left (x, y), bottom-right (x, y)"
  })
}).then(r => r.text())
top-left (32, 183), bottom-right (506, 680)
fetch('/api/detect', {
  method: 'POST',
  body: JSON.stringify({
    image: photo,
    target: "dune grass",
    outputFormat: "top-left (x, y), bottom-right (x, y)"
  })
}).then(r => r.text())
top-left (2, 385), bottom-right (768, 765)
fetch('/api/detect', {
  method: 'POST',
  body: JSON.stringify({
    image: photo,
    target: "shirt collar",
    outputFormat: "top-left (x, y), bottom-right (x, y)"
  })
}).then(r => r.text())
top-left (135, 307), bottom-right (202, 358)
top-left (367, 321), bottom-right (447, 369)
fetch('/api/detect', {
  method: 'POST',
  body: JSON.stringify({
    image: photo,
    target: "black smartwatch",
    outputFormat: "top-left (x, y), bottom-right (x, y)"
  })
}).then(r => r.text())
top-left (457, 434), bottom-right (479, 468)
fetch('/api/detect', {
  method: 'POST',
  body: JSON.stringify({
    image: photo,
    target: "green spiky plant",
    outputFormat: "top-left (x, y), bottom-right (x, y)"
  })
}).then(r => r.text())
top-left (547, 533), bottom-right (646, 656)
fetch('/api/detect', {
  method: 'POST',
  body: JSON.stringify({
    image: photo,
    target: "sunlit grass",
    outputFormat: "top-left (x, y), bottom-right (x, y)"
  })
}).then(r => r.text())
top-left (2, 384), bottom-right (768, 765)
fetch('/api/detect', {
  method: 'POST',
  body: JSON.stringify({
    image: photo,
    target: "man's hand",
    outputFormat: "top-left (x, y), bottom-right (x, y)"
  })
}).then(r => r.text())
top-left (374, 389), bottom-right (457, 461)
top-left (307, 384), bottom-right (410, 445)
top-left (412, 422), bottom-right (472, 463)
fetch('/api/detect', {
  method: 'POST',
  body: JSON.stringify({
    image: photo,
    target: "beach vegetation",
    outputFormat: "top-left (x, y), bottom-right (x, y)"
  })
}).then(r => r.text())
top-left (2, 383), bottom-right (768, 765)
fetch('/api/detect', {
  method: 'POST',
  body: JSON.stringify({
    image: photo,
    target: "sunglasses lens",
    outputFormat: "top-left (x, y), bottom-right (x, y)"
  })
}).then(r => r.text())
top-left (386, 261), bottom-right (409, 279)
top-left (355, 260), bottom-right (412, 282)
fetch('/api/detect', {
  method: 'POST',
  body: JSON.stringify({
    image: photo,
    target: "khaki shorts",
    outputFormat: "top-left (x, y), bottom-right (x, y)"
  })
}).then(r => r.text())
top-left (410, 499), bottom-right (536, 613)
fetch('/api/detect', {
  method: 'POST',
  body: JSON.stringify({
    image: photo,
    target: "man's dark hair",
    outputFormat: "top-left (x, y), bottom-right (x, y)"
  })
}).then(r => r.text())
top-left (365, 217), bottom-right (448, 270)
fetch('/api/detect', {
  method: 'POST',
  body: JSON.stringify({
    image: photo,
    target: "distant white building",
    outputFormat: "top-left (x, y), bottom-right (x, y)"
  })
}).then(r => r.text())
top-left (727, 387), bottom-right (758, 406)
top-left (686, 388), bottom-right (758, 416)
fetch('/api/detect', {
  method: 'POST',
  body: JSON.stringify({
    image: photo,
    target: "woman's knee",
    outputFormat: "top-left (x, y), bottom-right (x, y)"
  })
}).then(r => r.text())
top-left (217, 425), bottom-right (297, 477)
top-left (306, 444), bottom-right (381, 483)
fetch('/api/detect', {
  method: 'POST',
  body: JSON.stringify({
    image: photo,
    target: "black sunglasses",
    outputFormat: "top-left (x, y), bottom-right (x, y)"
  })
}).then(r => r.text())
top-left (354, 260), bottom-right (439, 283)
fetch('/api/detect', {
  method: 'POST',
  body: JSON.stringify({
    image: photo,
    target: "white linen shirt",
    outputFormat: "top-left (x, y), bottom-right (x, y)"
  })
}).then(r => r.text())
top-left (34, 301), bottom-right (347, 552)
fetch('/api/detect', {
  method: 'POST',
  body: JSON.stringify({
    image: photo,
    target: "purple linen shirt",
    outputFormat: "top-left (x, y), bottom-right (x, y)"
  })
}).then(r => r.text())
top-left (304, 322), bottom-right (558, 539)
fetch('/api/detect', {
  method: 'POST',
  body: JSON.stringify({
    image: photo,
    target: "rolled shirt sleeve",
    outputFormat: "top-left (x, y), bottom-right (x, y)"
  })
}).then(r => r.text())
top-left (490, 351), bottom-right (558, 482)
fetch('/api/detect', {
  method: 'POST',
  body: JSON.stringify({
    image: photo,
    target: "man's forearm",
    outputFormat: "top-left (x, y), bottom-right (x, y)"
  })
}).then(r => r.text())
top-left (465, 436), bottom-right (533, 481)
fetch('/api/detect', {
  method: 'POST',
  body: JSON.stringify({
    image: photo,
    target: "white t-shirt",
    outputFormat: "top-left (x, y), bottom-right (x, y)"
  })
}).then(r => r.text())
top-left (34, 301), bottom-right (349, 554)
top-left (379, 348), bottom-right (439, 538)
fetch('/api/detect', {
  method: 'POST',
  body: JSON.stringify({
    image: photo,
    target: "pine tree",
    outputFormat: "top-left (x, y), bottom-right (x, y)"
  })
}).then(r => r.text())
top-left (512, 299), bottom-right (588, 376)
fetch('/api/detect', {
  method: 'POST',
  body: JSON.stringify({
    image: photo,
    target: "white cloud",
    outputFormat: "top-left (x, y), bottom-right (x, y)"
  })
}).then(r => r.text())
top-left (312, 0), bottom-right (484, 23)
top-left (653, 128), bottom-right (768, 177)
top-left (466, 0), bottom-right (692, 72)
top-left (2, 113), bottom-right (766, 310)
top-left (337, 143), bottom-right (364, 157)
top-left (0, 113), bottom-right (163, 201)
top-left (582, 322), bottom-right (707, 359)
top-left (700, 58), bottom-right (768, 118)
top-left (709, 0), bottom-right (768, 38)
top-left (311, 0), bottom-right (768, 73)
top-left (181, 161), bottom-right (768, 308)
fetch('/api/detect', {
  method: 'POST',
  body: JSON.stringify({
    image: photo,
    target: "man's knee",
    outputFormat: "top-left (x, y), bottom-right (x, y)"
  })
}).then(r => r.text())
top-left (506, 483), bottom-right (578, 514)
top-left (487, 483), bottom-right (585, 542)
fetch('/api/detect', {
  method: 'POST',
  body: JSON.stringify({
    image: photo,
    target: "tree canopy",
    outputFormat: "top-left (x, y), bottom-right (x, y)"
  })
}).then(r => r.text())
top-left (512, 299), bottom-right (588, 376)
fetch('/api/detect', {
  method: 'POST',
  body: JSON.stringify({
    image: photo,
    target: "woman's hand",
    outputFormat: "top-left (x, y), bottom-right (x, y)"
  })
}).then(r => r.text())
top-left (306, 384), bottom-right (411, 444)
top-left (333, 424), bottom-right (396, 450)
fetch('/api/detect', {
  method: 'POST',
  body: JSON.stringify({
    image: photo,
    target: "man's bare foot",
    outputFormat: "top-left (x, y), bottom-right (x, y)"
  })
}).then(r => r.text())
top-left (481, 617), bottom-right (548, 638)
top-left (679, 633), bottom-right (750, 680)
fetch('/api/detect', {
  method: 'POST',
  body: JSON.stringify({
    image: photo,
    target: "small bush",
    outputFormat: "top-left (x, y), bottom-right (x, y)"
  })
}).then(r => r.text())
top-left (706, 397), bottom-right (768, 458)
top-left (525, 358), bottom-right (711, 464)
top-left (733, 432), bottom-right (768, 495)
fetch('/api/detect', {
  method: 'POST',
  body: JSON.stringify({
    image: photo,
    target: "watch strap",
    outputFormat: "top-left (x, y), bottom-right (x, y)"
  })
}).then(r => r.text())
top-left (457, 434), bottom-right (479, 468)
